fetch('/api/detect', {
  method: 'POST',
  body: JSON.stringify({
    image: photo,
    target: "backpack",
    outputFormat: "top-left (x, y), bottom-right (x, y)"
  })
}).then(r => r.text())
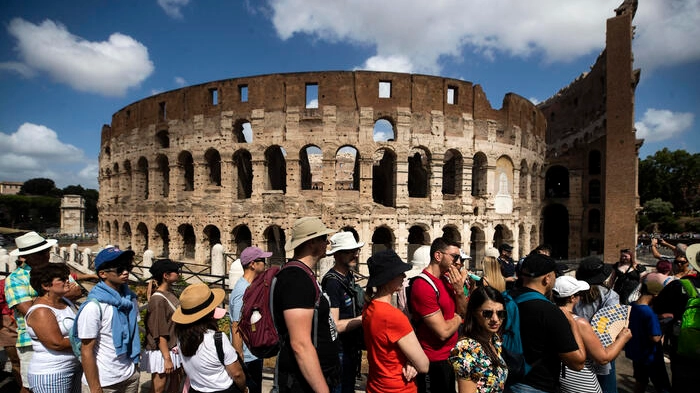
top-left (237, 260), bottom-right (320, 359)
top-left (501, 290), bottom-right (550, 384)
top-left (321, 270), bottom-right (365, 349)
top-left (404, 273), bottom-right (439, 324)
top-left (677, 279), bottom-right (700, 359)
top-left (69, 298), bottom-right (103, 361)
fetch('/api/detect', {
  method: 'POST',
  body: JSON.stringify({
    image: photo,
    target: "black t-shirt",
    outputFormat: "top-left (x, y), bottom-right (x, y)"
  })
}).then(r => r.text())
top-left (510, 288), bottom-right (579, 393)
top-left (654, 275), bottom-right (700, 321)
top-left (322, 269), bottom-right (362, 351)
top-left (273, 263), bottom-right (340, 386)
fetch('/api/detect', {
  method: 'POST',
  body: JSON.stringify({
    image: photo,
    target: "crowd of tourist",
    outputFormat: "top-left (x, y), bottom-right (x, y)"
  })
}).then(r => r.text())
top-left (1, 224), bottom-right (698, 393)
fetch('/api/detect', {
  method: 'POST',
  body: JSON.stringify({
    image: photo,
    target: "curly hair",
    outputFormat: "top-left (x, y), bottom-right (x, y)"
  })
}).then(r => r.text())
top-left (29, 263), bottom-right (71, 296)
top-left (461, 286), bottom-right (506, 366)
top-left (174, 312), bottom-right (219, 357)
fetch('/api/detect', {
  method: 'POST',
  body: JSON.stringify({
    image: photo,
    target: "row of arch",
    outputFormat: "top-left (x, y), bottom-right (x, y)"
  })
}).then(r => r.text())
top-left (101, 146), bottom-right (544, 207)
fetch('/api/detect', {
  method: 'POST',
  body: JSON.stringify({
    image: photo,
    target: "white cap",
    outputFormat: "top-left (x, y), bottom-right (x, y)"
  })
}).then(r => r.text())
top-left (485, 247), bottom-right (500, 258)
top-left (553, 276), bottom-right (590, 298)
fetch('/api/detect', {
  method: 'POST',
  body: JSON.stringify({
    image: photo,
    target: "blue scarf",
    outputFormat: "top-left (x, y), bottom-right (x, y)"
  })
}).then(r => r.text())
top-left (82, 281), bottom-right (140, 363)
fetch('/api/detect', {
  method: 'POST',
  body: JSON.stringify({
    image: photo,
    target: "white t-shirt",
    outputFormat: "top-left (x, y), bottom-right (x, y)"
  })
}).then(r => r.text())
top-left (26, 303), bottom-right (80, 375)
top-left (77, 300), bottom-right (136, 387)
top-left (179, 330), bottom-right (238, 392)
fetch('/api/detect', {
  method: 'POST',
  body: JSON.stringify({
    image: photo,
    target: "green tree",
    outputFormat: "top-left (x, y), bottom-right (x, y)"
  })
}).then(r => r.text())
top-left (20, 178), bottom-right (62, 197)
top-left (642, 198), bottom-right (674, 222)
top-left (638, 148), bottom-right (700, 215)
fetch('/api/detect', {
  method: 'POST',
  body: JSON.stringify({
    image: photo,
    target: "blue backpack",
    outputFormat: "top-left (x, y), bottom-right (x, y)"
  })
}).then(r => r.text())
top-left (69, 298), bottom-right (102, 361)
top-left (501, 290), bottom-right (550, 384)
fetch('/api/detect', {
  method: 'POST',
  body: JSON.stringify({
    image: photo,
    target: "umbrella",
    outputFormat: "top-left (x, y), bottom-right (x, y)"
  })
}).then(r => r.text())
top-left (590, 304), bottom-right (631, 347)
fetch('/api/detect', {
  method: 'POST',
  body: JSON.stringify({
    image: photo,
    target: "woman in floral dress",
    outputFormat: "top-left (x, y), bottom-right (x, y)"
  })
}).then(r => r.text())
top-left (449, 286), bottom-right (508, 393)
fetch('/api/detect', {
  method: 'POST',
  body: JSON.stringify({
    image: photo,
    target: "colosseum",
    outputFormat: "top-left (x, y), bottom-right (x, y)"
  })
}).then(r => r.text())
top-left (98, 1), bottom-right (640, 270)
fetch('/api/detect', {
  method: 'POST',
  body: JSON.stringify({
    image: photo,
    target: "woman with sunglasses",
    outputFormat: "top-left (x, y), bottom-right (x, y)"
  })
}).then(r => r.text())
top-left (25, 263), bottom-right (81, 393)
top-left (449, 286), bottom-right (507, 393)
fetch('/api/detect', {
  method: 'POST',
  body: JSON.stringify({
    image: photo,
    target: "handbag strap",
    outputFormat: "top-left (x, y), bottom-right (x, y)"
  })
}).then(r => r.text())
top-left (151, 291), bottom-right (177, 311)
top-left (214, 331), bottom-right (225, 366)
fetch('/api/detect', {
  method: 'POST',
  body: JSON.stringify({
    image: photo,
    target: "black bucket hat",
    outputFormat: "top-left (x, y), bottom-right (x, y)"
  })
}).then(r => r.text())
top-left (576, 256), bottom-right (613, 285)
top-left (367, 250), bottom-right (412, 288)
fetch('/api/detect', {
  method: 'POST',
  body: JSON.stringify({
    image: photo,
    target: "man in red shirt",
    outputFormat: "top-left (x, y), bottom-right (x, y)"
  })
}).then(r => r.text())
top-left (409, 237), bottom-right (468, 393)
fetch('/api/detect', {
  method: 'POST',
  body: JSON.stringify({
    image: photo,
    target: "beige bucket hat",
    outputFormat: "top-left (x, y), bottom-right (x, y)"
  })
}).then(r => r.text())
top-left (284, 217), bottom-right (335, 252)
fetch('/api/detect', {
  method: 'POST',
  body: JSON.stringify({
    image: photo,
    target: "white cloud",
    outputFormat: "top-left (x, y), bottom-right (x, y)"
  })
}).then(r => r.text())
top-left (4, 18), bottom-right (154, 96)
top-left (174, 76), bottom-right (187, 86)
top-left (0, 61), bottom-right (35, 78)
top-left (0, 123), bottom-right (98, 188)
top-left (358, 55), bottom-right (414, 73)
top-left (529, 97), bottom-right (541, 105)
top-left (635, 108), bottom-right (694, 142)
top-left (158, 0), bottom-right (191, 19)
top-left (150, 89), bottom-right (164, 96)
top-left (633, 0), bottom-right (700, 72)
top-left (306, 98), bottom-right (318, 108)
top-left (266, 0), bottom-right (622, 74)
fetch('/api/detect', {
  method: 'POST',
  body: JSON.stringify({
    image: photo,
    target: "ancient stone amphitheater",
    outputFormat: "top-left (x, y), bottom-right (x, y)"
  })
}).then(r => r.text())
top-left (98, 71), bottom-right (546, 271)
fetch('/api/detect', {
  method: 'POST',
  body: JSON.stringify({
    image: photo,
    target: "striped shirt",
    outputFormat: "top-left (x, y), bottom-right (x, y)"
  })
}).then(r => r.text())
top-left (4, 263), bottom-right (37, 347)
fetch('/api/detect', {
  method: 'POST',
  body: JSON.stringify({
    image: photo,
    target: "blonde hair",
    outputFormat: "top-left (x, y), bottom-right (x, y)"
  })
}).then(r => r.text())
top-left (482, 256), bottom-right (506, 292)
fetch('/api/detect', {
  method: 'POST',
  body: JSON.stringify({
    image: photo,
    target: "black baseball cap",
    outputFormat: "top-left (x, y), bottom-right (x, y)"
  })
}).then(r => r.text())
top-left (520, 253), bottom-right (557, 277)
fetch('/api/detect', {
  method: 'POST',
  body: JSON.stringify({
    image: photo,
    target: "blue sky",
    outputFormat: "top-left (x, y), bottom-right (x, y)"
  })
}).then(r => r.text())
top-left (0, 0), bottom-right (698, 189)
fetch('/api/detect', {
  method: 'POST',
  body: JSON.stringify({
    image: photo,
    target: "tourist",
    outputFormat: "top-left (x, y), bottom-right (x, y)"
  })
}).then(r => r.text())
top-left (610, 248), bottom-right (646, 304)
top-left (75, 246), bottom-right (141, 393)
top-left (449, 286), bottom-right (508, 393)
top-left (272, 217), bottom-right (340, 393)
top-left (173, 283), bottom-right (246, 393)
top-left (143, 259), bottom-right (184, 393)
top-left (25, 263), bottom-right (81, 393)
top-left (363, 250), bottom-right (428, 393)
top-left (505, 253), bottom-right (585, 393)
top-left (497, 244), bottom-right (517, 290)
top-left (552, 276), bottom-right (632, 393)
top-left (229, 246), bottom-right (272, 393)
top-left (321, 232), bottom-right (365, 393)
top-left (481, 248), bottom-right (506, 293)
top-left (409, 237), bottom-right (468, 393)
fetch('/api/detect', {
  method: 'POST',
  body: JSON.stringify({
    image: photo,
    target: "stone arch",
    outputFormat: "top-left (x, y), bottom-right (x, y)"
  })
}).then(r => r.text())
top-left (373, 118), bottom-right (395, 142)
top-left (204, 148), bottom-right (222, 187)
top-left (104, 221), bottom-right (112, 246)
top-left (230, 224), bottom-right (252, 256)
top-left (589, 150), bottom-right (601, 175)
top-left (263, 225), bottom-right (286, 266)
top-left (518, 223), bottom-right (526, 257)
top-left (493, 224), bottom-right (513, 250)
top-left (112, 220), bottom-right (119, 245)
top-left (156, 129), bottom-right (169, 148)
top-left (372, 148), bottom-right (396, 207)
top-left (178, 151), bottom-right (195, 191)
top-left (371, 225), bottom-right (395, 254)
top-left (202, 224), bottom-right (221, 262)
top-left (233, 119), bottom-right (252, 143)
top-left (470, 226), bottom-right (486, 270)
top-left (543, 204), bottom-right (569, 259)
top-left (408, 224), bottom-right (431, 262)
top-left (441, 225), bottom-right (461, 245)
top-left (519, 159), bottom-right (529, 198)
top-left (233, 149), bottom-right (253, 199)
top-left (135, 222), bottom-right (148, 254)
top-left (137, 156), bottom-right (149, 199)
top-left (335, 146), bottom-right (359, 191)
top-left (123, 160), bottom-right (133, 198)
top-left (589, 180), bottom-right (601, 204)
top-left (408, 147), bottom-right (430, 198)
top-left (442, 149), bottom-right (462, 196)
top-left (155, 154), bottom-right (170, 197)
top-left (154, 223), bottom-right (170, 258)
top-left (545, 165), bottom-right (569, 198)
top-left (177, 224), bottom-right (196, 260)
top-left (300, 145), bottom-right (323, 190)
top-left (265, 145), bottom-right (287, 193)
top-left (588, 209), bottom-right (601, 233)
top-left (471, 152), bottom-right (488, 197)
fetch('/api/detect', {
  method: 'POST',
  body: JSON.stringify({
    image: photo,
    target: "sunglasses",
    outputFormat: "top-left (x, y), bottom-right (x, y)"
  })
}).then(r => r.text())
top-left (441, 251), bottom-right (461, 263)
top-left (481, 309), bottom-right (506, 320)
top-left (102, 265), bottom-right (134, 274)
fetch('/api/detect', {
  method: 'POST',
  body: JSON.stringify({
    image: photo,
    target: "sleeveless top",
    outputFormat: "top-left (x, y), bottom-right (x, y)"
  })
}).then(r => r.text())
top-left (26, 300), bottom-right (80, 374)
top-left (559, 315), bottom-right (602, 393)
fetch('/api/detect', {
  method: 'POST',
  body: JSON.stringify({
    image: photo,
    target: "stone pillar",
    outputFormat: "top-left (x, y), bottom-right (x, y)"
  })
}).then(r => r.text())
top-left (430, 152), bottom-right (444, 205)
top-left (82, 248), bottom-right (91, 270)
top-left (211, 243), bottom-right (225, 276)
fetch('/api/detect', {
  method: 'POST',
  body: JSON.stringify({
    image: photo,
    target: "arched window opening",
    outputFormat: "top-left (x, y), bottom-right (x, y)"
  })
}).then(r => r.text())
top-left (265, 146), bottom-right (287, 193)
top-left (408, 148), bottom-right (430, 198)
top-left (531, 164), bottom-right (539, 200)
top-left (588, 209), bottom-right (601, 233)
top-left (156, 154), bottom-right (170, 197)
top-left (233, 150), bottom-right (253, 199)
top-left (471, 153), bottom-right (488, 197)
top-left (543, 204), bottom-right (569, 259)
top-left (135, 222), bottom-right (148, 254)
top-left (233, 120), bottom-right (252, 143)
top-left (519, 160), bottom-right (529, 198)
top-left (300, 145), bottom-right (323, 190)
top-left (545, 166), bottom-right (569, 198)
top-left (112, 220), bottom-right (119, 246)
top-left (178, 151), bottom-right (195, 191)
top-left (203, 225), bottom-right (221, 262)
top-left (137, 157), bottom-right (149, 200)
top-left (156, 130), bottom-right (170, 148)
top-left (372, 149), bottom-right (396, 207)
top-left (493, 224), bottom-right (512, 250)
top-left (264, 225), bottom-right (286, 266)
top-left (205, 148), bottom-right (222, 186)
top-left (231, 225), bottom-right (252, 257)
top-left (371, 226), bottom-right (395, 255)
top-left (589, 150), bottom-right (601, 175)
top-left (154, 223), bottom-right (170, 258)
top-left (408, 225), bottom-right (430, 262)
top-left (442, 225), bottom-right (461, 246)
top-left (589, 180), bottom-right (601, 204)
top-left (373, 118), bottom-right (395, 142)
top-left (442, 149), bottom-right (462, 196)
top-left (335, 146), bottom-right (359, 190)
top-left (121, 222), bottom-right (132, 249)
top-left (178, 224), bottom-right (196, 260)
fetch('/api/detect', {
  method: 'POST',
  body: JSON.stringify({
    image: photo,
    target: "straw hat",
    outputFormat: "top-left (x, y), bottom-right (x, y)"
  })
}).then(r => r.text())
top-left (687, 243), bottom-right (700, 272)
top-left (284, 217), bottom-right (335, 252)
top-left (10, 232), bottom-right (57, 257)
top-left (172, 283), bottom-right (226, 324)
